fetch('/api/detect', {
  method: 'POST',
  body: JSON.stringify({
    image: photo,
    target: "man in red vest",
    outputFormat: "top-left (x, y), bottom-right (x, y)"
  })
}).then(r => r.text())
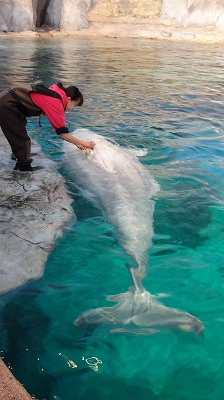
top-left (0, 82), bottom-right (94, 171)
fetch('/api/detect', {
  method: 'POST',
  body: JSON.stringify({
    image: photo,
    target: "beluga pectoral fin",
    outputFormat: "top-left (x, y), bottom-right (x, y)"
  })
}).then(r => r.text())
top-left (110, 328), bottom-right (160, 335)
top-left (124, 301), bottom-right (204, 336)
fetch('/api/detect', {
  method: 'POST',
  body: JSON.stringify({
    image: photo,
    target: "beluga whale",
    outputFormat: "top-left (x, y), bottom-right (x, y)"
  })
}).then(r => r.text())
top-left (63, 129), bottom-right (204, 336)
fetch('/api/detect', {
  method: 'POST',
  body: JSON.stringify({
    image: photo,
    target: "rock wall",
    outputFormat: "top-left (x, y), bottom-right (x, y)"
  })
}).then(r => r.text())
top-left (45, 0), bottom-right (95, 31)
top-left (162, 0), bottom-right (224, 31)
top-left (0, 0), bottom-right (95, 32)
top-left (0, 130), bottom-right (74, 296)
top-left (88, 0), bottom-right (162, 18)
top-left (2, 0), bottom-right (224, 33)
top-left (0, 0), bottom-right (38, 32)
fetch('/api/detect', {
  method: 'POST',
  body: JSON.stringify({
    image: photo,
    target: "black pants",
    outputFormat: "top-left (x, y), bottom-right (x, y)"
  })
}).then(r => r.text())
top-left (0, 91), bottom-right (32, 165)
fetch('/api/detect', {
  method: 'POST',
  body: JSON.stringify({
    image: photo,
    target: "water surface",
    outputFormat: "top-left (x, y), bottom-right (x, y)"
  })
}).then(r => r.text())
top-left (1, 37), bottom-right (224, 400)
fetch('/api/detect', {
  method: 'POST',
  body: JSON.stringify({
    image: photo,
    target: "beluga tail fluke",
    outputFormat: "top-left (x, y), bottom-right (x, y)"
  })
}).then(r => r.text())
top-left (75, 264), bottom-right (204, 336)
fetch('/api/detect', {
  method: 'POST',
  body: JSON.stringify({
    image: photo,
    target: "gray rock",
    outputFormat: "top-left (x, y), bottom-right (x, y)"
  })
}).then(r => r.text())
top-left (0, 0), bottom-right (94, 32)
top-left (0, 0), bottom-right (37, 32)
top-left (180, 32), bottom-right (195, 39)
top-left (160, 30), bottom-right (172, 37)
top-left (0, 130), bottom-right (74, 295)
top-left (216, 10), bottom-right (224, 32)
top-left (0, 0), bottom-right (13, 32)
top-left (162, 0), bottom-right (224, 29)
top-left (45, 0), bottom-right (94, 31)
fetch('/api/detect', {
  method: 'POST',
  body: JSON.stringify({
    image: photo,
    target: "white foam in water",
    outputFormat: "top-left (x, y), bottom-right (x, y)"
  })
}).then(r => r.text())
top-left (63, 128), bottom-right (160, 271)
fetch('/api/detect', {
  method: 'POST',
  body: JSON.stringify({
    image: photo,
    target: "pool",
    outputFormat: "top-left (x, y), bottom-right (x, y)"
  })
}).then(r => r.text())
top-left (1, 36), bottom-right (224, 400)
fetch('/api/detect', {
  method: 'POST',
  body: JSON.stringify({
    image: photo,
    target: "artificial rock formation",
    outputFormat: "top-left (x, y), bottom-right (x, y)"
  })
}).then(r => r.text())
top-left (162, 0), bottom-right (224, 31)
top-left (0, 129), bottom-right (74, 296)
top-left (0, 0), bottom-right (95, 32)
top-left (0, 0), bottom-right (38, 32)
top-left (88, 0), bottom-right (162, 18)
top-left (45, 0), bottom-right (95, 31)
top-left (1, 0), bottom-right (224, 33)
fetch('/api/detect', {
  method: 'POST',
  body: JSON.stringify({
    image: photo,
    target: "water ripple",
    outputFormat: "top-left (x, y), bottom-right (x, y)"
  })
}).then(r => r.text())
top-left (1, 37), bottom-right (224, 400)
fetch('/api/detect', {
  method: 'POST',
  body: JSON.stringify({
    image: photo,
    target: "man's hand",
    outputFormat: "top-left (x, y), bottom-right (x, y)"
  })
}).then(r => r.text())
top-left (76, 141), bottom-right (95, 150)
top-left (60, 133), bottom-right (95, 149)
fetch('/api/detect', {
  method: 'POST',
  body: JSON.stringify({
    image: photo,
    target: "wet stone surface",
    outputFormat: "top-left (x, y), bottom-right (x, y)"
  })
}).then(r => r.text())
top-left (0, 130), bottom-right (74, 296)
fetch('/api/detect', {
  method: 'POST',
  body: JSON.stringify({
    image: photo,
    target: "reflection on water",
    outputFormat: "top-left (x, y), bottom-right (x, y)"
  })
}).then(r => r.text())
top-left (1, 37), bottom-right (224, 400)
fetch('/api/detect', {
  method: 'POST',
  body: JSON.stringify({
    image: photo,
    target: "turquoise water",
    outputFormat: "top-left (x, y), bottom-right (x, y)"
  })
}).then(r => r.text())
top-left (1, 37), bottom-right (224, 399)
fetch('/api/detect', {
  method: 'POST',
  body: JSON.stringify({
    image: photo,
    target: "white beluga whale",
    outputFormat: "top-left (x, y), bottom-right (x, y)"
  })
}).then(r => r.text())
top-left (64, 129), bottom-right (159, 275)
top-left (63, 129), bottom-right (204, 335)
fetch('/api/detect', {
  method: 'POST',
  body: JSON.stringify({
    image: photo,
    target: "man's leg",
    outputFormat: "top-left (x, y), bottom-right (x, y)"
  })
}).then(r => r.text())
top-left (0, 93), bottom-right (33, 170)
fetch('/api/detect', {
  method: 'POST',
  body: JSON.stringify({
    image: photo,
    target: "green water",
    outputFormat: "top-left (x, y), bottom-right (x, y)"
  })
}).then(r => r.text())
top-left (1, 37), bottom-right (224, 400)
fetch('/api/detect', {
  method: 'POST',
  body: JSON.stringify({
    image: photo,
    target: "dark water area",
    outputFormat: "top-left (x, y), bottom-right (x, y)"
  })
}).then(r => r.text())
top-left (1, 37), bottom-right (224, 400)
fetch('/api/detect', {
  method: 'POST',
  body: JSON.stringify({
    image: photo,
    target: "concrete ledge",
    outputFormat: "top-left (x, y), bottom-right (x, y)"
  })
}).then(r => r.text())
top-left (0, 358), bottom-right (36, 400)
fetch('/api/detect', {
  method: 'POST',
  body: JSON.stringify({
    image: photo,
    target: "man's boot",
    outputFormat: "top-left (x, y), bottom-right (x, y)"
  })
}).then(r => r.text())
top-left (14, 160), bottom-right (33, 171)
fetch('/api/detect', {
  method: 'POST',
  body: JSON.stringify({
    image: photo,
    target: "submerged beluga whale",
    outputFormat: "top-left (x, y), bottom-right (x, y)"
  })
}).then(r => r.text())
top-left (63, 129), bottom-right (204, 336)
